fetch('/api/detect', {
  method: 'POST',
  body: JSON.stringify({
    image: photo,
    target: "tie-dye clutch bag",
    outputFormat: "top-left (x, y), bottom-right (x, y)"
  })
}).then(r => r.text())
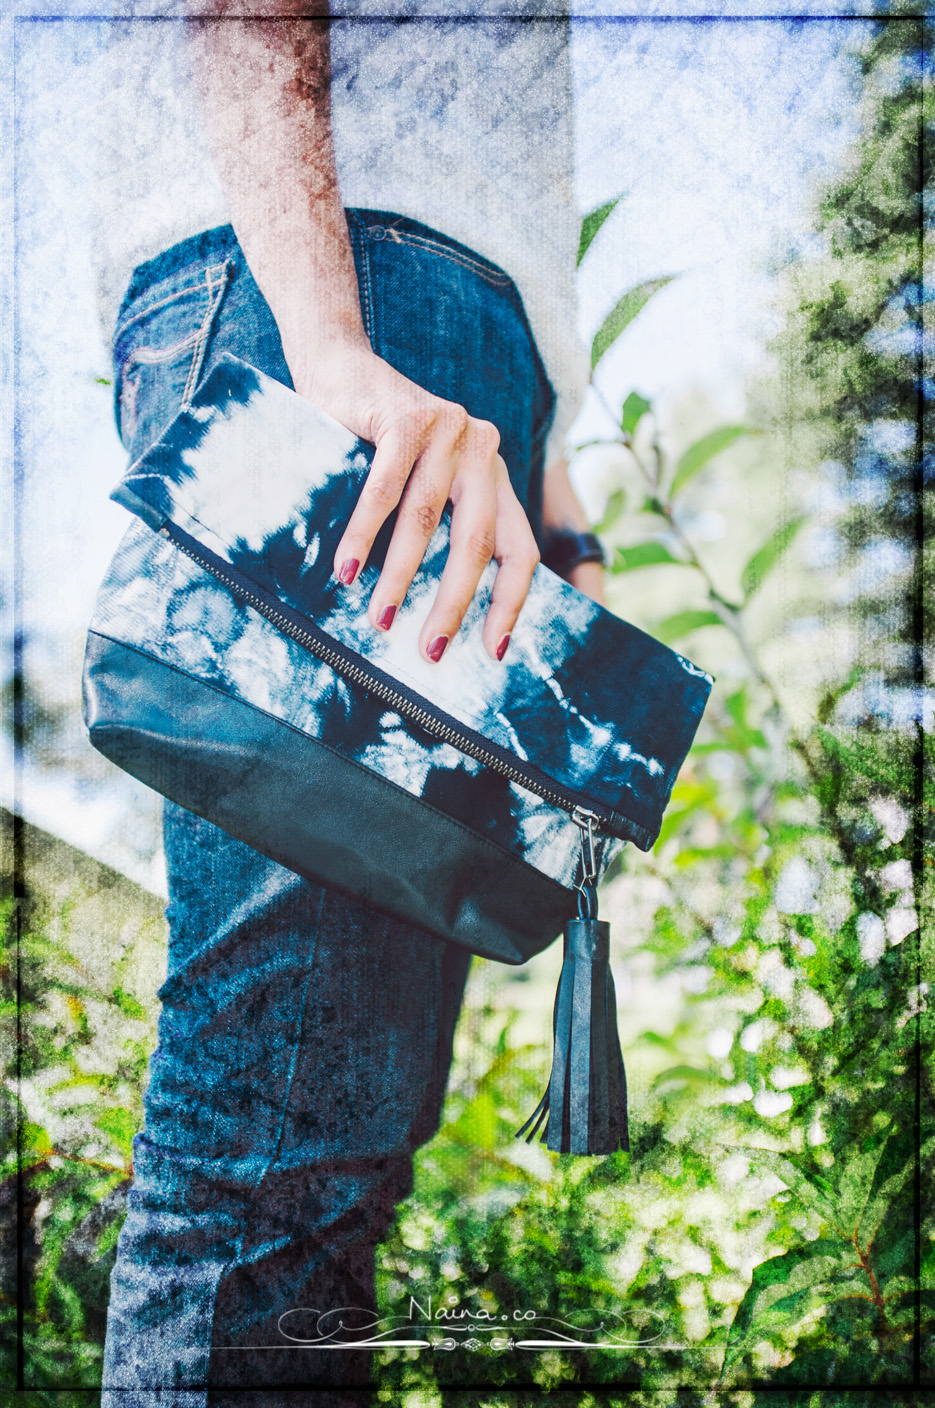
top-left (83, 355), bottom-right (712, 1152)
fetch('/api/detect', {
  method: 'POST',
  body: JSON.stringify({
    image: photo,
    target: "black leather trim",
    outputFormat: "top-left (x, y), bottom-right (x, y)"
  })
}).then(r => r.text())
top-left (83, 632), bottom-right (577, 964)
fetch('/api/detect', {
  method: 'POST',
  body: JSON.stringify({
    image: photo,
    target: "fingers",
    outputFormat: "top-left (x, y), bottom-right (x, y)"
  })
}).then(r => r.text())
top-left (410, 455), bottom-right (538, 666)
top-left (478, 463), bottom-right (541, 662)
top-left (365, 406), bottom-right (472, 632)
top-left (331, 385), bottom-right (538, 661)
top-left (414, 468), bottom-right (498, 662)
top-left (331, 416), bottom-right (426, 585)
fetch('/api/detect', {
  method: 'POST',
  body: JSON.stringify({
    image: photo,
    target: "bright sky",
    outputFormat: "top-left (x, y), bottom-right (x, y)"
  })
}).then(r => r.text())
top-left (5, 8), bottom-right (861, 883)
top-left (572, 15), bottom-right (858, 431)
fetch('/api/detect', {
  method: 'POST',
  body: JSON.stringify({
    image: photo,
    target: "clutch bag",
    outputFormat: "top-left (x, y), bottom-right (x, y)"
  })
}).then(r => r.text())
top-left (83, 354), bottom-right (712, 1152)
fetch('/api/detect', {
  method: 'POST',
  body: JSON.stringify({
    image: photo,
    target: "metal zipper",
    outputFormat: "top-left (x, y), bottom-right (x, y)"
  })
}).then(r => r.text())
top-left (159, 522), bottom-right (611, 834)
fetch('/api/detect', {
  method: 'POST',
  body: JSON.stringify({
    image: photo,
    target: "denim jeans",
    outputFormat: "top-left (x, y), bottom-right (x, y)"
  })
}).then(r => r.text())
top-left (101, 212), bottom-right (555, 1407)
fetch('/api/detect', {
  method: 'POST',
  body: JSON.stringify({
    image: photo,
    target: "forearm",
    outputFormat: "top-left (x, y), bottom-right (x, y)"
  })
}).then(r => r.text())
top-left (185, 3), bottom-right (541, 660)
top-left (187, 4), bottom-right (368, 385)
top-left (185, 7), bottom-right (579, 645)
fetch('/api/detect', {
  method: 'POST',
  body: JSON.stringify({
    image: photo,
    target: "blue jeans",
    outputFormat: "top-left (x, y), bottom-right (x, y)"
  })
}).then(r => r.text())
top-left (101, 212), bottom-right (555, 1407)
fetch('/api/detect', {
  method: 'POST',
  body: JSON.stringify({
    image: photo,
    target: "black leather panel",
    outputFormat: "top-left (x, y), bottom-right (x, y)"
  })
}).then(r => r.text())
top-left (83, 632), bottom-right (577, 964)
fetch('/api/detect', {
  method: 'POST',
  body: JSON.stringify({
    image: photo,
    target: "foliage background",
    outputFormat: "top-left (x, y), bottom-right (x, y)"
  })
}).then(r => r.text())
top-left (2, 3), bottom-right (932, 1402)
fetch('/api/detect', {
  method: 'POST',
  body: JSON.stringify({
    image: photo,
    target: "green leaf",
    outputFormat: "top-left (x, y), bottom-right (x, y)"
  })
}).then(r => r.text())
top-left (654, 609), bottom-right (723, 645)
top-left (111, 986), bottom-right (146, 1021)
top-left (641, 1030), bottom-right (677, 1048)
top-left (672, 843), bottom-right (739, 866)
top-left (95, 1107), bottom-right (137, 1162)
top-left (612, 541), bottom-right (686, 573)
top-left (740, 517), bottom-right (805, 600)
top-left (721, 1240), bottom-right (852, 1379)
top-left (49, 1072), bottom-right (117, 1096)
top-left (742, 1147), bottom-right (842, 1228)
top-left (654, 1064), bottom-right (727, 1088)
top-left (621, 390), bottom-right (651, 437)
top-left (817, 665), bottom-right (866, 724)
top-left (888, 1289), bottom-right (935, 1334)
top-left (671, 425), bottom-right (754, 497)
top-left (817, 726), bottom-right (921, 804)
top-left (721, 687), bottom-right (768, 751)
top-left (594, 488), bottom-right (626, 535)
top-left (769, 1346), bottom-right (851, 1388)
top-left (577, 196), bottom-right (623, 267)
top-left (832, 1128), bottom-right (897, 1233)
top-left (19, 1121), bottom-right (52, 1162)
top-left (857, 1132), bottom-right (934, 1250)
top-left (591, 276), bottom-right (675, 371)
top-left (653, 775), bottom-right (719, 850)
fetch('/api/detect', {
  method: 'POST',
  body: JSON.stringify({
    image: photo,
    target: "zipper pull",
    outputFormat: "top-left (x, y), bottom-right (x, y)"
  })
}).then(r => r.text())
top-left (515, 808), bottom-right (629, 1157)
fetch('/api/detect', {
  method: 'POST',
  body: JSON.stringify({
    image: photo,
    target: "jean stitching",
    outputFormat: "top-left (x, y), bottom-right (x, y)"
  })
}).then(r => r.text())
top-left (112, 283), bottom-right (210, 347)
top-left (181, 260), bottom-right (232, 410)
top-left (119, 369), bottom-right (140, 445)
top-left (355, 220), bottom-right (375, 345)
top-left (122, 333), bottom-right (201, 369)
top-left (119, 338), bottom-right (200, 446)
top-left (373, 217), bottom-right (510, 280)
top-left (385, 230), bottom-right (512, 285)
top-left (115, 260), bottom-right (232, 447)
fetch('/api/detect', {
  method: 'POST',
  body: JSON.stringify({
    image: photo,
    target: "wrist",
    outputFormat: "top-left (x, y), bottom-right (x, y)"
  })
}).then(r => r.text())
top-left (281, 312), bottom-right (369, 364)
top-left (283, 325), bottom-right (374, 401)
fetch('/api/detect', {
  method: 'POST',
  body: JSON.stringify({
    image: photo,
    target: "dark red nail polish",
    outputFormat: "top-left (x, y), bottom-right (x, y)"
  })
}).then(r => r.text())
top-left (376, 604), bottom-right (397, 631)
top-left (338, 558), bottom-right (359, 586)
top-left (427, 634), bottom-right (449, 663)
top-left (496, 633), bottom-right (511, 662)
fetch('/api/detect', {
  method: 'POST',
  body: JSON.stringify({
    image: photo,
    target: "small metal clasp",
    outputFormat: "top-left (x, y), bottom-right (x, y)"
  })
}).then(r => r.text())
top-left (572, 806), bottom-right (599, 890)
top-left (572, 807), bottom-right (602, 920)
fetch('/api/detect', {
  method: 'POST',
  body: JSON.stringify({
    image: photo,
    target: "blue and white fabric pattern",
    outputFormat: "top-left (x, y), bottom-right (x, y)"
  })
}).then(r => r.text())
top-left (92, 355), bottom-right (712, 899)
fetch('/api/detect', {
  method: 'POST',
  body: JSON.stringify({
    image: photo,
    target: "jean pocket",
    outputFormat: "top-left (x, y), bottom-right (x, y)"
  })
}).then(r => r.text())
top-left (113, 258), bottom-right (231, 455)
top-left (382, 227), bottom-right (513, 287)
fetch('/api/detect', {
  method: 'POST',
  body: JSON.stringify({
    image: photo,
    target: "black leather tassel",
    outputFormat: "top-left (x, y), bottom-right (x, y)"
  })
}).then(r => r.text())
top-left (516, 916), bottom-right (629, 1156)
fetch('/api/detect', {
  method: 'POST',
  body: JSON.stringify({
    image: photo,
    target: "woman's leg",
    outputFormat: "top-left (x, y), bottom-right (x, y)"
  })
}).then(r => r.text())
top-left (102, 802), bottom-right (471, 1407)
top-left (101, 212), bottom-right (553, 1405)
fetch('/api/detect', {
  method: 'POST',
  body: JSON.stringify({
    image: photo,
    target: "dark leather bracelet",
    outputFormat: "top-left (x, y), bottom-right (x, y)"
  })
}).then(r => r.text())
top-left (541, 529), bottom-right (606, 577)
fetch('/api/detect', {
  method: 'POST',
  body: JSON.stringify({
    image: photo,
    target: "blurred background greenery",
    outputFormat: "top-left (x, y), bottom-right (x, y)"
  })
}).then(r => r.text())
top-left (3, 4), bottom-right (932, 1403)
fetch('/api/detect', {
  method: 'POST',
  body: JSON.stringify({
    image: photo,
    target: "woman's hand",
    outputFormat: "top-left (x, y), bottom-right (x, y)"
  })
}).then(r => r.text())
top-left (291, 336), bottom-right (540, 664)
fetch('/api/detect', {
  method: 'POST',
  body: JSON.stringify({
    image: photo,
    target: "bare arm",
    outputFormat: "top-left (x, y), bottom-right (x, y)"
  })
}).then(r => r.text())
top-left (187, 5), bottom-right (542, 660)
top-left (188, 7), bottom-right (363, 387)
top-left (188, 5), bottom-right (601, 659)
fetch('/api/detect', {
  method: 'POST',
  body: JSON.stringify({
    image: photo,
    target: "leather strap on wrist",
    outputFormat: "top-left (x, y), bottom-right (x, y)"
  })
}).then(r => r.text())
top-left (541, 529), bottom-right (606, 577)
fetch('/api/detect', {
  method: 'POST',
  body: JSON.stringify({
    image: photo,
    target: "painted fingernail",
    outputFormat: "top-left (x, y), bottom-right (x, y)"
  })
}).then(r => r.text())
top-left (338, 558), bottom-right (359, 586)
top-left (376, 604), bottom-right (397, 631)
top-left (427, 634), bottom-right (449, 663)
top-left (496, 633), bottom-right (511, 662)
